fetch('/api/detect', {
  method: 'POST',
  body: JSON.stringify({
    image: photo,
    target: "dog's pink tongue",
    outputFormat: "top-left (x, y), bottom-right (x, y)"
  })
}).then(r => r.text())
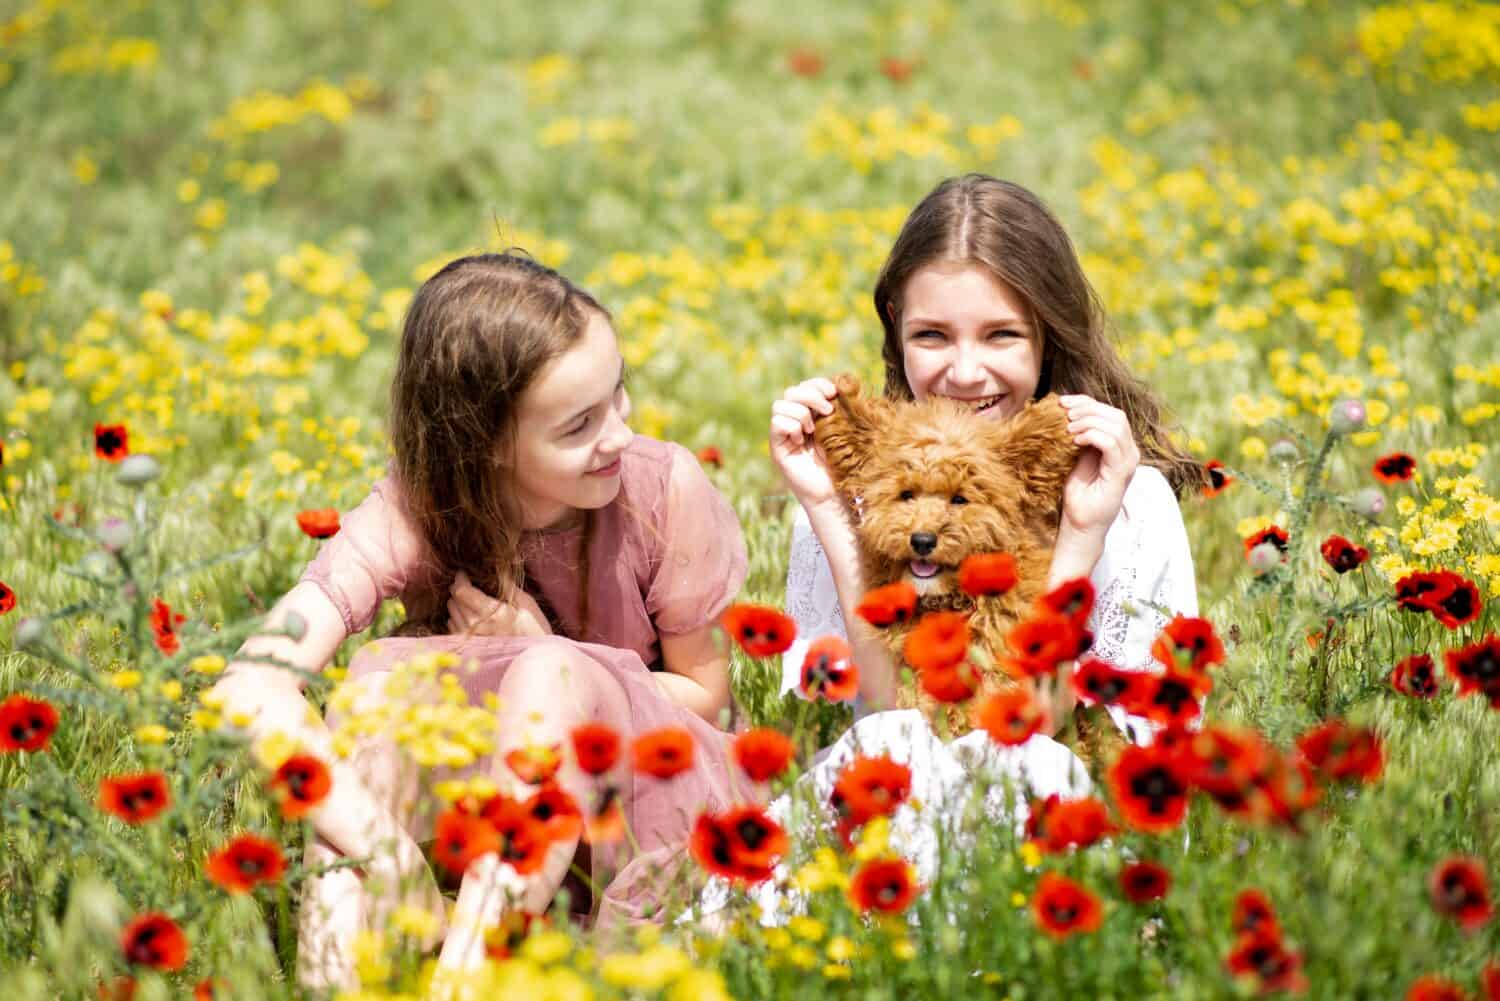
top-left (910, 560), bottom-right (940, 579)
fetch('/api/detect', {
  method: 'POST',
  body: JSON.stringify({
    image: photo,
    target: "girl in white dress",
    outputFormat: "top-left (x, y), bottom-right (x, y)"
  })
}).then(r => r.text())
top-left (765, 175), bottom-right (1203, 880)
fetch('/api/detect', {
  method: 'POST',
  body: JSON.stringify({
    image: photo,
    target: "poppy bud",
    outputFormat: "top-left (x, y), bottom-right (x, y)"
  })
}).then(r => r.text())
top-left (80, 551), bottom-right (113, 578)
top-left (116, 454), bottom-right (162, 487)
top-left (1247, 542), bottom-right (1282, 574)
top-left (1328, 398), bottom-right (1367, 435)
top-left (282, 611), bottom-right (307, 641)
top-left (14, 617), bottom-right (47, 649)
top-left (97, 518), bottom-right (133, 553)
top-left (1351, 487), bottom-right (1386, 521)
top-left (1269, 438), bottom-right (1299, 464)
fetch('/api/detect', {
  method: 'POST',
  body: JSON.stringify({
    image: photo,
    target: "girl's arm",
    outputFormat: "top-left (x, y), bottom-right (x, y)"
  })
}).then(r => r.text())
top-left (803, 498), bottom-right (901, 709)
top-left (656, 626), bottom-right (732, 724)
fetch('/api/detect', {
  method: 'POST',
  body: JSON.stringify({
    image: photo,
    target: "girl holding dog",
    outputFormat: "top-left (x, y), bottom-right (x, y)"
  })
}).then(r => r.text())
top-left (211, 253), bottom-right (749, 987)
top-left (771, 173), bottom-right (1201, 740)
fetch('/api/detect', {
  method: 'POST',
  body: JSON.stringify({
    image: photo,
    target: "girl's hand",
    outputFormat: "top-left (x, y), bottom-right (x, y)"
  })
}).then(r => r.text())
top-left (1059, 395), bottom-right (1140, 539)
top-left (447, 571), bottom-right (551, 637)
top-left (770, 377), bottom-right (841, 508)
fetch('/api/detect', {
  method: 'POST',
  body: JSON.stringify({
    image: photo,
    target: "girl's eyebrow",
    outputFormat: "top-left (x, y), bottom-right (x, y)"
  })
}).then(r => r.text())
top-left (904, 314), bottom-right (1031, 331)
top-left (558, 359), bottom-right (627, 429)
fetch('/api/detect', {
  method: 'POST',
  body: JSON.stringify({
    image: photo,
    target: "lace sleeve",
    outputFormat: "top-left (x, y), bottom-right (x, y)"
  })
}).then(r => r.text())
top-left (780, 506), bottom-right (849, 696)
top-left (1082, 466), bottom-right (1199, 740)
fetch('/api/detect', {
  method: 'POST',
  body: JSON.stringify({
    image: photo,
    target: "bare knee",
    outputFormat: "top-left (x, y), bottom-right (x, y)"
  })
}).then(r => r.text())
top-left (500, 644), bottom-right (626, 724)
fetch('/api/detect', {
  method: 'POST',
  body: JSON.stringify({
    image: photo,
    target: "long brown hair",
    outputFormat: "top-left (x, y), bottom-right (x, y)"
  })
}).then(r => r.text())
top-left (873, 174), bottom-right (1202, 494)
top-left (388, 252), bottom-right (606, 636)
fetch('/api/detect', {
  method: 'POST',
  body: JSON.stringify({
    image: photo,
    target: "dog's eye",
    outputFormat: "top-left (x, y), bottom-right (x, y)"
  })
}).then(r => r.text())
top-left (899, 490), bottom-right (915, 502)
top-left (950, 494), bottom-right (968, 505)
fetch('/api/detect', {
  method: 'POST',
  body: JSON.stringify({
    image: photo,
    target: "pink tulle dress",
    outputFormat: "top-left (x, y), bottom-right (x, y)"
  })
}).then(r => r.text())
top-left (298, 435), bottom-right (749, 925)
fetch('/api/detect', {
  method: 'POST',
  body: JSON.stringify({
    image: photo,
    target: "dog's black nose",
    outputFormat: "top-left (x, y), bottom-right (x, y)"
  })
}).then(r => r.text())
top-left (909, 532), bottom-right (937, 556)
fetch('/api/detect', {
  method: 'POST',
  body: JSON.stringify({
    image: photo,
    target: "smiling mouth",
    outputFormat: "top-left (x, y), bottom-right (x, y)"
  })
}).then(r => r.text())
top-left (910, 559), bottom-right (942, 579)
top-left (942, 393), bottom-right (1006, 414)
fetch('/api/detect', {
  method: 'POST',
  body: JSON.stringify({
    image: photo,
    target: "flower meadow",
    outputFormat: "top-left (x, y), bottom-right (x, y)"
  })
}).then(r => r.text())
top-left (2, 0), bottom-right (1498, 998)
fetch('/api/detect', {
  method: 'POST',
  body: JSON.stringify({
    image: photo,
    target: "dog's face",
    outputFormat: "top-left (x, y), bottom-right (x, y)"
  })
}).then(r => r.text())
top-left (814, 375), bottom-right (1080, 599)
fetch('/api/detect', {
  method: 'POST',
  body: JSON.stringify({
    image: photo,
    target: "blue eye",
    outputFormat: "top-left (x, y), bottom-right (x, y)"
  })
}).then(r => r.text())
top-left (990, 329), bottom-right (1021, 340)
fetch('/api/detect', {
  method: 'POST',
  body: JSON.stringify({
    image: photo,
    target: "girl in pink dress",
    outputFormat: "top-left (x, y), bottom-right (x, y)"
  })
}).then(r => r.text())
top-left (210, 253), bottom-right (748, 987)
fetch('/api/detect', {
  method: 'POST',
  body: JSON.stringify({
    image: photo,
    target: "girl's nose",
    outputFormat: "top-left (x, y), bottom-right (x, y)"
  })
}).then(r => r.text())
top-left (948, 344), bottom-right (985, 388)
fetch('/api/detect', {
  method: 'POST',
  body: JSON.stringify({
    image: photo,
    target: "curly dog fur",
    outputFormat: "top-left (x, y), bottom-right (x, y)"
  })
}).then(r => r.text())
top-left (814, 374), bottom-right (1081, 729)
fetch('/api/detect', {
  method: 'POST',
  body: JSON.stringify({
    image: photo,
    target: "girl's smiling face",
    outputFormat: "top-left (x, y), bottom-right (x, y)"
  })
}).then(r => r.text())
top-left (897, 261), bottom-right (1043, 421)
top-left (509, 308), bottom-right (634, 529)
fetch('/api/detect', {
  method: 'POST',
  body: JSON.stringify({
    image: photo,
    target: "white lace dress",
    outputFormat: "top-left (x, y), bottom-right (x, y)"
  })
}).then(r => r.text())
top-left (696, 466), bottom-right (1198, 922)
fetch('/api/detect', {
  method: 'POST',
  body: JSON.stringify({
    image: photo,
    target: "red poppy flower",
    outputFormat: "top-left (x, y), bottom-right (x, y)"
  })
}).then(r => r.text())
top-left (1122, 668), bottom-right (1206, 729)
top-left (98, 771), bottom-right (171, 825)
top-left (570, 723), bottom-right (621, 775)
top-left (1391, 653), bottom-right (1441, 699)
top-left (721, 604), bottom-right (797, 657)
top-left (976, 688), bottom-right (1046, 746)
top-left (689, 805), bottom-right (788, 884)
top-left (1407, 975), bottom-right (1470, 1001)
top-left (1482, 960), bottom-right (1499, 1001)
top-left (525, 782), bottom-right (582, 843)
top-left (632, 726), bottom-right (696, 779)
top-left (1429, 574), bottom-right (1482, 630)
top-left (732, 728), bottom-right (795, 782)
top-left (915, 659), bottom-right (981, 703)
top-left (1006, 614), bottom-right (1081, 678)
top-left (0, 580), bottom-right (14, 615)
top-left (958, 553), bottom-right (1019, 597)
top-left (1109, 744), bottom-right (1190, 834)
top-left (1396, 570), bottom-right (1456, 613)
top-left (479, 794), bottom-right (550, 875)
top-left (850, 858), bottom-right (919, 913)
top-left (505, 743), bottom-right (562, 785)
top-left (879, 56), bottom-right (914, 82)
top-left (1232, 889), bottom-right (1280, 939)
top-left (855, 581), bottom-right (918, 627)
top-left (296, 508), bottom-right (340, 539)
top-left (1120, 861), bottom-right (1172, 903)
top-left (97, 976), bottom-right (137, 1001)
top-left (1032, 871), bottom-right (1103, 939)
top-left (830, 755), bottom-right (912, 827)
top-left (1151, 615), bottom-right (1226, 673)
top-left (204, 833), bottom-right (286, 893)
top-left (1072, 658), bottom-right (1150, 708)
top-left (1429, 856), bottom-right (1493, 932)
top-left (149, 598), bottom-right (184, 656)
top-left (1203, 460), bottom-right (1233, 497)
top-left (799, 635), bottom-right (860, 702)
top-left (1039, 577), bottom-right (1095, 627)
top-left (193, 978), bottom-right (223, 1001)
top-left (1225, 931), bottom-right (1307, 995)
top-left (1295, 719), bottom-right (1383, 784)
top-left (1444, 635), bottom-right (1500, 707)
top-left (431, 808), bottom-right (500, 873)
top-left (696, 445), bottom-right (723, 467)
top-left (787, 47), bottom-right (824, 78)
top-left (1258, 751), bottom-right (1323, 831)
top-left (94, 423), bottom-right (129, 462)
top-left (1243, 525), bottom-right (1289, 559)
top-left (1319, 535), bottom-right (1369, 574)
top-left (583, 785), bottom-right (625, 844)
top-left (1026, 795), bottom-right (1115, 854)
top-left (1178, 726), bottom-right (1272, 816)
top-left (0, 694), bottom-right (59, 753)
top-left (903, 611), bottom-right (970, 672)
top-left (269, 753), bottom-right (332, 819)
top-left (121, 912), bottom-right (188, 971)
top-left (1373, 452), bottom-right (1416, 483)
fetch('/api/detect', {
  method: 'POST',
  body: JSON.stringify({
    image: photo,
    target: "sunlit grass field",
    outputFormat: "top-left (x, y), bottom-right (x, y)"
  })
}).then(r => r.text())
top-left (1, 0), bottom-right (1498, 998)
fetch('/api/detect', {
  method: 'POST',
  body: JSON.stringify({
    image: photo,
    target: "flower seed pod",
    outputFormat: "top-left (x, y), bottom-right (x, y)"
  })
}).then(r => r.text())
top-left (116, 454), bottom-right (162, 487)
top-left (282, 611), bottom-right (307, 641)
top-left (1248, 542), bottom-right (1282, 574)
top-left (1329, 398), bottom-right (1367, 435)
top-left (1352, 487), bottom-right (1386, 521)
top-left (96, 518), bottom-right (133, 553)
top-left (1269, 438), bottom-right (1299, 464)
top-left (14, 617), bottom-right (47, 649)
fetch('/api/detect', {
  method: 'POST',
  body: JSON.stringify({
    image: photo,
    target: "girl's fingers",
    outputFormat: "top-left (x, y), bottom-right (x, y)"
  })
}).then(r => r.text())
top-left (1073, 428), bottom-right (1123, 463)
top-left (784, 385), bottom-right (834, 417)
top-left (812, 377), bottom-right (838, 399)
top-left (772, 399), bottom-right (817, 434)
top-left (770, 414), bottom-right (810, 445)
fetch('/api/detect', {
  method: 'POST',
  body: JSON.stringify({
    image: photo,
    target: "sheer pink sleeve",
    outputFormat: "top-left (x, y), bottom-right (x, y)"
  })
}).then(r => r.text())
top-left (297, 478), bottom-right (434, 635)
top-left (645, 445), bottom-right (748, 636)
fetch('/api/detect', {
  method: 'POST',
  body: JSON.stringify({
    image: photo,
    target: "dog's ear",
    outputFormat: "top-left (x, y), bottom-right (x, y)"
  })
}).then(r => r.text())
top-left (988, 394), bottom-right (1082, 507)
top-left (813, 374), bottom-right (892, 490)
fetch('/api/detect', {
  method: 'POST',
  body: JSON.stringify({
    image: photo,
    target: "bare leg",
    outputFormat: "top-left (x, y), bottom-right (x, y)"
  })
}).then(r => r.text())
top-left (296, 668), bottom-right (444, 990)
top-left (437, 642), bottom-right (632, 971)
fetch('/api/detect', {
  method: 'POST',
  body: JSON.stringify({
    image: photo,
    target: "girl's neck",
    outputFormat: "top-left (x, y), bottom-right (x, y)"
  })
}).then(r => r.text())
top-left (526, 505), bottom-right (585, 534)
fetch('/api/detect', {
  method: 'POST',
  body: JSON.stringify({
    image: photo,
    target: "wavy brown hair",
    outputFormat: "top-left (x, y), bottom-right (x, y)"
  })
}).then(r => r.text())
top-left (873, 174), bottom-right (1202, 495)
top-left (388, 252), bottom-right (606, 636)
